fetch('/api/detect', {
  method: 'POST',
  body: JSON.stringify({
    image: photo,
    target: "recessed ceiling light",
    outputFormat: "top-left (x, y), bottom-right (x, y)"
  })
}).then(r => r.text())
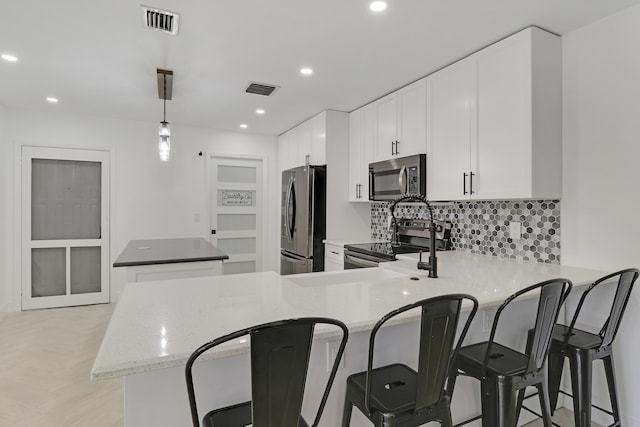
top-left (240, 124), bottom-right (248, 129)
top-left (255, 109), bottom-right (265, 115)
top-left (300, 67), bottom-right (313, 76)
top-left (1, 54), bottom-right (18, 62)
top-left (46, 97), bottom-right (59, 103)
top-left (370, 1), bottom-right (387, 12)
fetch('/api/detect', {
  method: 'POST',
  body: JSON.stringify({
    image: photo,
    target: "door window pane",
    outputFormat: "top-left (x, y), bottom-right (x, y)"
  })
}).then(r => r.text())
top-left (217, 190), bottom-right (256, 207)
top-left (217, 165), bottom-right (256, 183)
top-left (218, 214), bottom-right (256, 231)
top-left (223, 261), bottom-right (256, 275)
top-left (32, 159), bottom-right (101, 240)
top-left (32, 248), bottom-right (66, 297)
top-left (70, 247), bottom-right (101, 294)
top-left (217, 238), bottom-right (256, 255)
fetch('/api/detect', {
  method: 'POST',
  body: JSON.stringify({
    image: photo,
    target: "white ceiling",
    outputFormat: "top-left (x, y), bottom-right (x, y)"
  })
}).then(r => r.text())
top-left (1, 0), bottom-right (639, 136)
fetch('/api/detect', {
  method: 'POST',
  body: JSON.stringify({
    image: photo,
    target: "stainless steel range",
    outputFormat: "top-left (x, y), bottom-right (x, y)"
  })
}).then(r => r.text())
top-left (343, 218), bottom-right (452, 269)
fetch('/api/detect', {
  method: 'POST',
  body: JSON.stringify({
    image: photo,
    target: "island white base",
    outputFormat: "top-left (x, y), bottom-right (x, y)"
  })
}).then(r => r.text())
top-left (125, 260), bottom-right (223, 283)
top-left (123, 304), bottom-right (547, 427)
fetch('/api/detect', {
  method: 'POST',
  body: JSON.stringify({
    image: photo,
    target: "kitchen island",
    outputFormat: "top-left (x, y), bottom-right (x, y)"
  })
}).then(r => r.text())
top-left (93, 251), bottom-right (607, 426)
top-left (113, 237), bottom-right (229, 283)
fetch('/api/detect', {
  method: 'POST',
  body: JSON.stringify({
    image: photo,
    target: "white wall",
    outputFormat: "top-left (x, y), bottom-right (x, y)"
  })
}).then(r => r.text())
top-left (0, 105), bottom-right (10, 318)
top-left (4, 109), bottom-right (278, 308)
top-left (562, 4), bottom-right (640, 425)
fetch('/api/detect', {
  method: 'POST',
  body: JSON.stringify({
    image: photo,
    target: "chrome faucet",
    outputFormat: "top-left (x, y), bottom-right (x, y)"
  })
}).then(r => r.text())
top-left (389, 194), bottom-right (438, 278)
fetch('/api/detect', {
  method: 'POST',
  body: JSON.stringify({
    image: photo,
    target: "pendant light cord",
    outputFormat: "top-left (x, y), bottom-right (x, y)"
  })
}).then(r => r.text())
top-left (163, 74), bottom-right (167, 122)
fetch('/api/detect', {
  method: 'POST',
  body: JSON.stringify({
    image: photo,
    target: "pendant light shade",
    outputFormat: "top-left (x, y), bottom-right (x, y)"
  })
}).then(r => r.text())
top-left (157, 69), bottom-right (173, 162)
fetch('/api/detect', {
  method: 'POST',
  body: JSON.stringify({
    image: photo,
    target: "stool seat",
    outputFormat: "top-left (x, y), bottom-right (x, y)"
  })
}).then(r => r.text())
top-left (542, 268), bottom-right (639, 427)
top-left (448, 278), bottom-right (572, 427)
top-left (551, 324), bottom-right (602, 350)
top-left (456, 342), bottom-right (529, 377)
top-left (346, 363), bottom-right (418, 414)
top-left (203, 402), bottom-right (309, 427)
top-left (341, 294), bottom-right (479, 427)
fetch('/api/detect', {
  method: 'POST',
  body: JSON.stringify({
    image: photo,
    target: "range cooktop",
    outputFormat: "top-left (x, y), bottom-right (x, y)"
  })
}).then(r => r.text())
top-left (344, 242), bottom-right (432, 262)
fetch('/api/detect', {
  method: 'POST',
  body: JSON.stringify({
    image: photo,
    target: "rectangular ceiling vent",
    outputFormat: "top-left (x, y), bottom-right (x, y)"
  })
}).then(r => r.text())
top-left (245, 82), bottom-right (279, 96)
top-left (141, 5), bottom-right (179, 35)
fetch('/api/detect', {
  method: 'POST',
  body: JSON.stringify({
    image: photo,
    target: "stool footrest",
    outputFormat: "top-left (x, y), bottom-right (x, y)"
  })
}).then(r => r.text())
top-left (452, 414), bottom-right (482, 427)
top-left (520, 404), bottom-right (562, 427)
top-left (558, 390), bottom-right (615, 416)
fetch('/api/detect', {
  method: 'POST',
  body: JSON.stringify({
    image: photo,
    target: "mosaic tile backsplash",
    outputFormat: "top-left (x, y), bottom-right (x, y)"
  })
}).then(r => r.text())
top-left (371, 200), bottom-right (561, 264)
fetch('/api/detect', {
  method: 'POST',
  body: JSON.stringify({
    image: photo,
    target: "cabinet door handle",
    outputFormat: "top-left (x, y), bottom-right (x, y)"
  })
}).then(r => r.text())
top-left (358, 184), bottom-right (362, 199)
top-left (470, 171), bottom-right (475, 195)
top-left (395, 140), bottom-right (399, 155)
top-left (463, 172), bottom-right (468, 195)
top-left (331, 251), bottom-right (340, 255)
top-left (391, 141), bottom-right (395, 156)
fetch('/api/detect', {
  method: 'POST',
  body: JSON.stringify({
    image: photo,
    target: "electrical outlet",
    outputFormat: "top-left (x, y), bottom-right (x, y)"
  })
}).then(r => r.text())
top-left (387, 215), bottom-right (393, 229)
top-left (483, 309), bottom-right (497, 332)
top-left (326, 340), bottom-right (344, 372)
top-left (509, 221), bottom-right (522, 240)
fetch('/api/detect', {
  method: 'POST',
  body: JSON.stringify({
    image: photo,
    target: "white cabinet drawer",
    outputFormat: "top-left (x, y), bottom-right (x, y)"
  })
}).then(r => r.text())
top-left (324, 244), bottom-right (344, 268)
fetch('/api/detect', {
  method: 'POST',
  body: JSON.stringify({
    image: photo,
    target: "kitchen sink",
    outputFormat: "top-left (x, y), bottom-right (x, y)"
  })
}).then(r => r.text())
top-left (287, 267), bottom-right (407, 286)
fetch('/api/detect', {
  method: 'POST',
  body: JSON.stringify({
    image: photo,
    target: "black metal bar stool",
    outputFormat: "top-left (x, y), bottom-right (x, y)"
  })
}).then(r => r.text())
top-left (341, 294), bottom-right (479, 427)
top-left (542, 268), bottom-right (639, 427)
top-left (448, 278), bottom-right (572, 427)
top-left (185, 317), bottom-right (349, 427)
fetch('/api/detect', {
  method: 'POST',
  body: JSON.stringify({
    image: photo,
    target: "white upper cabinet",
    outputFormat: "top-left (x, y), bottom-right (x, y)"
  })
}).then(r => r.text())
top-left (278, 111), bottom-right (328, 171)
top-left (309, 111), bottom-right (327, 166)
top-left (427, 27), bottom-right (562, 201)
top-left (373, 78), bottom-right (427, 162)
top-left (348, 104), bottom-right (375, 201)
top-left (426, 59), bottom-right (476, 201)
top-left (397, 78), bottom-right (428, 158)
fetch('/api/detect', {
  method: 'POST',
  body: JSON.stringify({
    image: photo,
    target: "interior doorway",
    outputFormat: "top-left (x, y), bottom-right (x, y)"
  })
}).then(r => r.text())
top-left (209, 155), bottom-right (266, 275)
top-left (21, 147), bottom-right (110, 310)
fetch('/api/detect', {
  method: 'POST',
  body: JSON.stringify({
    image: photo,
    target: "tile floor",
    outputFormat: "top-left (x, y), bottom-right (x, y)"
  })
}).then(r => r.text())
top-left (0, 303), bottom-right (603, 427)
top-left (0, 304), bottom-right (122, 426)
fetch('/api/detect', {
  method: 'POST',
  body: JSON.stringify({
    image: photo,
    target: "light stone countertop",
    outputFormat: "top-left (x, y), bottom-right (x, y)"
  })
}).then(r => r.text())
top-left (91, 251), bottom-right (607, 381)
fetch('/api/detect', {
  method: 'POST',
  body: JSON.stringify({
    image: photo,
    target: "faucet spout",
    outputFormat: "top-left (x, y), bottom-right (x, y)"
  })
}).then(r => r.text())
top-left (389, 194), bottom-right (438, 278)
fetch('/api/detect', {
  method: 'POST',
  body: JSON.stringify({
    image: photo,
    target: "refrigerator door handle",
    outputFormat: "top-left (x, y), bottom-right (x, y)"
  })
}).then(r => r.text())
top-left (281, 251), bottom-right (309, 264)
top-left (288, 178), bottom-right (296, 241)
top-left (284, 177), bottom-right (293, 241)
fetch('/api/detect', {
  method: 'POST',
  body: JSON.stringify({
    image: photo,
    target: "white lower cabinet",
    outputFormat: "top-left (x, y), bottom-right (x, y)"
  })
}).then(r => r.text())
top-left (324, 243), bottom-right (344, 271)
top-left (427, 27), bottom-right (562, 201)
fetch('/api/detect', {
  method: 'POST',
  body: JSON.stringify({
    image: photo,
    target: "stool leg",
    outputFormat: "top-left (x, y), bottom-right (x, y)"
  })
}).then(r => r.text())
top-left (440, 405), bottom-right (453, 427)
top-left (514, 387), bottom-right (526, 422)
top-left (536, 379), bottom-right (553, 427)
top-left (569, 351), bottom-right (593, 427)
top-left (603, 354), bottom-right (622, 426)
top-left (341, 393), bottom-right (353, 427)
top-left (546, 348), bottom-right (565, 414)
top-left (482, 377), bottom-right (517, 427)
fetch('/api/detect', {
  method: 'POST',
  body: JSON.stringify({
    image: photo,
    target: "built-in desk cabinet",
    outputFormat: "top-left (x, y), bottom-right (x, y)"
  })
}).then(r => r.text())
top-left (278, 111), bottom-right (326, 171)
top-left (427, 27), bottom-right (562, 201)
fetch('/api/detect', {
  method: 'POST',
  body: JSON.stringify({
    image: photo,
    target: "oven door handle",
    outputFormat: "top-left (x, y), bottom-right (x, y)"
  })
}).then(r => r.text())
top-left (344, 251), bottom-right (384, 268)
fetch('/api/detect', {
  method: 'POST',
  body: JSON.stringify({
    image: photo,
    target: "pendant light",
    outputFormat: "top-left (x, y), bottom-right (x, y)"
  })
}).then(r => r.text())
top-left (157, 69), bottom-right (173, 161)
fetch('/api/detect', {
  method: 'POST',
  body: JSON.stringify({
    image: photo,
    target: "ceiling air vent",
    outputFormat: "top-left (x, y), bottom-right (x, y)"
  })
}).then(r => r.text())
top-left (141, 5), bottom-right (179, 35)
top-left (245, 82), bottom-right (279, 96)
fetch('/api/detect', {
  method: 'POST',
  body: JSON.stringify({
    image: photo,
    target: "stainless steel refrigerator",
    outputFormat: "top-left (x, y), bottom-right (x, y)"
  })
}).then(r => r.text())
top-left (280, 165), bottom-right (326, 275)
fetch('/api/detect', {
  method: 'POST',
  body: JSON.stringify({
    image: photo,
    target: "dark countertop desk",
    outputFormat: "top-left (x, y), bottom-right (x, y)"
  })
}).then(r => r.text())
top-left (113, 238), bottom-right (229, 267)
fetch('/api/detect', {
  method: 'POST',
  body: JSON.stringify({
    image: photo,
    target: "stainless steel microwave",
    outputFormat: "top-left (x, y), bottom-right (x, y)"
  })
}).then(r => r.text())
top-left (369, 154), bottom-right (426, 201)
